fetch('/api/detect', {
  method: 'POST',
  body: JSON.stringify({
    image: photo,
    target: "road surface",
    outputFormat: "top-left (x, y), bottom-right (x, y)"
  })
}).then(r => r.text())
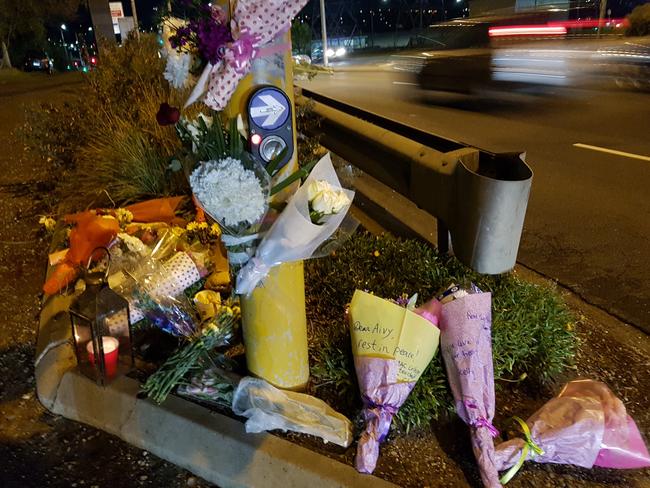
top-left (299, 44), bottom-right (650, 332)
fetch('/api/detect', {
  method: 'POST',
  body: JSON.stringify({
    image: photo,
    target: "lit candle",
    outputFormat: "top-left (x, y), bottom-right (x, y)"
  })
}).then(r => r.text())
top-left (87, 336), bottom-right (120, 378)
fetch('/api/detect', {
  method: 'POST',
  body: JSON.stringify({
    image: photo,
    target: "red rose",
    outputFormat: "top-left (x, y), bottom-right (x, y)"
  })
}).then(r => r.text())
top-left (156, 102), bottom-right (181, 126)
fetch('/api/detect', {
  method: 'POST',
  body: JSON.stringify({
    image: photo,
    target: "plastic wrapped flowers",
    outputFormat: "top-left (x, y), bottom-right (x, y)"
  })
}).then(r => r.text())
top-left (189, 156), bottom-right (269, 231)
top-left (348, 290), bottom-right (441, 473)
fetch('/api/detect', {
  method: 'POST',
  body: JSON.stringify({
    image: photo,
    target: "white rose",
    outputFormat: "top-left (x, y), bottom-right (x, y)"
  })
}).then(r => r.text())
top-left (311, 189), bottom-right (339, 215)
top-left (331, 190), bottom-right (351, 214)
top-left (307, 180), bottom-right (332, 202)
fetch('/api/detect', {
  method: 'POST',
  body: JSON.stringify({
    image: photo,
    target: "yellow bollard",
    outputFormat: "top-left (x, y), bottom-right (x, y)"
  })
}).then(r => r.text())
top-left (219, 1), bottom-right (309, 390)
top-left (240, 261), bottom-right (309, 390)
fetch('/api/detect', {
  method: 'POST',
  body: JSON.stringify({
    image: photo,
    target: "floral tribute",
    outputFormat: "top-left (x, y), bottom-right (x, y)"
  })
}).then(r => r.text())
top-left (43, 0), bottom-right (347, 408)
top-left (161, 0), bottom-right (309, 110)
top-left (40, 1), bottom-right (650, 483)
top-left (348, 290), bottom-right (441, 473)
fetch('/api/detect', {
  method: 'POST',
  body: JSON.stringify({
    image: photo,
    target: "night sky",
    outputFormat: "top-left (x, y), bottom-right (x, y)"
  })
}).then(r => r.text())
top-left (64, 0), bottom-right (648, 40)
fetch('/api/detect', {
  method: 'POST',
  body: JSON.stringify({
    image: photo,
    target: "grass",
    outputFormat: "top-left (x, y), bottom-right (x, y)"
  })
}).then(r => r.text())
top-left (0, 68), bottom-right (28, 82)
top-left (18, 34), bottom-right (188, 212)
top-left (305, 232), bottom-right (577, 432)
top-left (72, 87), bottom-right (187, 206)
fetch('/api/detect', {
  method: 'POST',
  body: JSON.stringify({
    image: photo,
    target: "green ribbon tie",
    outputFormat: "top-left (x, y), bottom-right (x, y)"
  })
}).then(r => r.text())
top-left (499, 416), bottom-right (545, 485)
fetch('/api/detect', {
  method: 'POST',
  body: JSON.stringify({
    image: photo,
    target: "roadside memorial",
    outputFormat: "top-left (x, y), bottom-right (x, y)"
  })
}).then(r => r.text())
top-left (32, 1), bottom-right (650, 486)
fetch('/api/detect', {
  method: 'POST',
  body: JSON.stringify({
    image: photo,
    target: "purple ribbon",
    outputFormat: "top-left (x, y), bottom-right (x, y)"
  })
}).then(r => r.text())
top-left (226, 29), bottom-right (259, 74)
top-left (362, 399), bottom-right (399, 442)
top-left (356, 400), bottom-right (400, 473)
top-left (472, 417), bottom-right (500, 438)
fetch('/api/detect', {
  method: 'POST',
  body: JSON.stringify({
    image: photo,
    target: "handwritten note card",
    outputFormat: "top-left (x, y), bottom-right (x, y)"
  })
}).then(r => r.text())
top-left (350, 290), bottom-right (440, 382)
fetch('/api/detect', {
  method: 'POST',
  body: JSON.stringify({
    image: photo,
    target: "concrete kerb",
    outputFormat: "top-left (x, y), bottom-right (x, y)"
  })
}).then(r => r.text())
top-left (34, 301), bottom-right (397, 488)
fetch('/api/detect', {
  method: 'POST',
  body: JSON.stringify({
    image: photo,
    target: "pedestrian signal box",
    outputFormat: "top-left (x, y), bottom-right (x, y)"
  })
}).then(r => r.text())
top-left (247, 86), bottom-right (294, 170)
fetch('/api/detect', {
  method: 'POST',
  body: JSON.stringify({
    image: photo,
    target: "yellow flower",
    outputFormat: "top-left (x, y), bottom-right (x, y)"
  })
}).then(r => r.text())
top-left (171, 226), bottom-right (186, 237)
top-left (39, 216), bottom-right (57, 233)
top-left (373, 250), bottom-right (380, 257)
top-left (197, 222), bottom-right (208, 230)
top-left (186, 221), bottom-right (199, 232)
top-left (115, 208), bottom-right (134, 226)
top-left (210, 223), bottom-right (222, 237)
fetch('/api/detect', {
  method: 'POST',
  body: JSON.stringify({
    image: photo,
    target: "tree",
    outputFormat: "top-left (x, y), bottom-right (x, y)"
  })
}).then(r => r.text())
top-left (0, 0), bottom-right (80, 69)
top-left (626, 3), bottom-right (650, 37)
top-left (291, 20), bottom-right (313, 56)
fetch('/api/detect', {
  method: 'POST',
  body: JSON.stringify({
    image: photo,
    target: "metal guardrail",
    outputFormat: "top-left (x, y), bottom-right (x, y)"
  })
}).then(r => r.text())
top-left (296, 88), bottom-right (533, 275)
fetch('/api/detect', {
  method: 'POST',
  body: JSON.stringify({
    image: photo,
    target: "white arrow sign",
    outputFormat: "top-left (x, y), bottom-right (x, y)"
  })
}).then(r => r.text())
top-left (250, 94), bottom-right (287, 127)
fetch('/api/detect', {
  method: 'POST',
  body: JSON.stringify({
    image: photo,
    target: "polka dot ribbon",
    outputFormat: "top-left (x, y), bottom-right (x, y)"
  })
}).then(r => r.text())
top-left (203, 0), bottom-right (309, 111)
top-left (499, 416), bottom-right (545, 485)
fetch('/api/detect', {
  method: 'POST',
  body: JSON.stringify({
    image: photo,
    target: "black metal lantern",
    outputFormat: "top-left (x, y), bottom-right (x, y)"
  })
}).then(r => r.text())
top-left (69, 248), bottom-right (133, 385)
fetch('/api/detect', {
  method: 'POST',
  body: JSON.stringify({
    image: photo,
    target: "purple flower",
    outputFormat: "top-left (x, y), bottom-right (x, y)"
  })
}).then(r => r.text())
top-left (193, 17), bottom-right (232, 64)
top-left (170, 26), bottom-right (192, 50)
top-left (156, 103), bottom-right (180, 126)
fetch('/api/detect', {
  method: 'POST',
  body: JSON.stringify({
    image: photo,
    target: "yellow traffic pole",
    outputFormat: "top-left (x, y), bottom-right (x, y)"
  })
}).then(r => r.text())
top-left (220, 1), bottom-right (309, 391)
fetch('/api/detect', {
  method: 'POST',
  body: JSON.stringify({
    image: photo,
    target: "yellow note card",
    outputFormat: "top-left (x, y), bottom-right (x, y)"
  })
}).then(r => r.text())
top-left (350, 290), bottom-right (440, 382)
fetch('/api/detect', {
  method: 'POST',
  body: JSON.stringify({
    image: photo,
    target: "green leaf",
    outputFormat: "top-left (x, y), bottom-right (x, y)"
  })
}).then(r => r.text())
top-left (229, 118), bottom-right (244, 158)
top-left (270, 157), bottom-right (318, 196)
top-left (265, 146), bottom-right (288, 177)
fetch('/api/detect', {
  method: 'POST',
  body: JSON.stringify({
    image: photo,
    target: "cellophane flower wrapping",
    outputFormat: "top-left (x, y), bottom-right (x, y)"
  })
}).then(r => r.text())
top-left (349, 290), bottom-right (441, 474)
top-left (123, 252), bottom-right (201, 337)
top-left (439, 285), bottom-right (501, 488)
top-left (495, 379), bottom-right (650, 472)
top-left (235, 153), bottom-right (354, 295)
top-left (232, 377), bottom-right (353, 447)
top-left (111, 248), bottom-right (202, 336)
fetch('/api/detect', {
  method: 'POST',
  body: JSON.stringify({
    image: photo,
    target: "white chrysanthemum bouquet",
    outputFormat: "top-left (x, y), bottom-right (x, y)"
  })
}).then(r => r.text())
top-left (170, 108), bottom-right (354, 289)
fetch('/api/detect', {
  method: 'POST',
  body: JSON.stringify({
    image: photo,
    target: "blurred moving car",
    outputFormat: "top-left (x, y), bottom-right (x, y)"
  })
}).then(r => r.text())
top-left (417, 13), bottom-right (648, 96)
top-left (596, 40), bottom-right (650, 92)
top-left (24, 56), bottom-right (53, 73)
top-left (418, 47), bottom-right (575, 96)
top-left (311, 46), bottom-right (347, 63)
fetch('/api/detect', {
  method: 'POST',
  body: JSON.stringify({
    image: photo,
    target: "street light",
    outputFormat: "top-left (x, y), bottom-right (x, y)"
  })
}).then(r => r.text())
top-left (320, 0), bottom-right (328, 66)
top-left (60, 24), bottom-right (70, 62)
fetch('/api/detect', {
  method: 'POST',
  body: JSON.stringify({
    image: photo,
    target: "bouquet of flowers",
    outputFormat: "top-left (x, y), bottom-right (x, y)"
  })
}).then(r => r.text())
top-left (141, 304), bottom-right (239, 404)
top-left (160, 0), bottom-right (309, 110)
top-left (235, 153), bottom-right (353, 295)
top-left (108, 232), bottom-right (238, 404)
top-left (439, 284), bottom-right (501, 488)
top-left (348, 290), bottom-right (441, 473)
top-left (495, 379), bottom-right (650, 484)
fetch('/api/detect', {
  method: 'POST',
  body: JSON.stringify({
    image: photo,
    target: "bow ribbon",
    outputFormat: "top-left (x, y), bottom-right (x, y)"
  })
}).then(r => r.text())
top-left (225, 29), bottom-right (259, 74)
top-left (471, 416), bottom-right (500, 438)
top-left (185, 0), bottom-right (309, 111)
top-left (499, 416), bottom-right (545, 484)
top-left (362, 400), bottom-right (399, 443)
